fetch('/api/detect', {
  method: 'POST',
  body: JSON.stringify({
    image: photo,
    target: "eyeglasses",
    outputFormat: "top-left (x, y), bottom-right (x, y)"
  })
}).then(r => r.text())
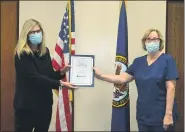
top-left (28, 29), bottom-right (42, 35)
top-left (145, 38), bottom-right (160, 43)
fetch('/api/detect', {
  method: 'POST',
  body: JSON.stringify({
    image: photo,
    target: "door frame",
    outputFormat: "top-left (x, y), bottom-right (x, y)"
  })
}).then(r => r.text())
top-left (165, 1), bottom-right (184, 131)
top-left (0, 1), bottom-right (19, 131)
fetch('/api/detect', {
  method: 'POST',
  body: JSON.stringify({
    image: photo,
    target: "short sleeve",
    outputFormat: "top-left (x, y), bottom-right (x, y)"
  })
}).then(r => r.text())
top-left (165, 56), bottom-right (179, 81)
top-left (125, 58), bottom-right (137, 76)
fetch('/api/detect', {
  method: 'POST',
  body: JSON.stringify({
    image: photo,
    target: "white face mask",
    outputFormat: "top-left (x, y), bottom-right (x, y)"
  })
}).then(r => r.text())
top-left (145, 42), bottom-right (160, 53)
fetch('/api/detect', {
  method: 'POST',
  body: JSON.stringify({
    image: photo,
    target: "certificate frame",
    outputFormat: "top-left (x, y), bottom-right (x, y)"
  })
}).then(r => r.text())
top-left (69, 54), bottom-right (95, 87)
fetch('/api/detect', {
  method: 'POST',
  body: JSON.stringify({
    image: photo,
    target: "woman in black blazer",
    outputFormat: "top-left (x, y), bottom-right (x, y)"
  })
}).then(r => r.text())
top-left (14, 19), bottom-right (76, 132)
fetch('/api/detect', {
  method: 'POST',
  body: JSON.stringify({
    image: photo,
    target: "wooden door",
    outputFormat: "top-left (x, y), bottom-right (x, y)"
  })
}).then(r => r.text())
top-left (1, 1), bottom-right (19, 131)
top-left (166, 1), bottom-right (184, 131)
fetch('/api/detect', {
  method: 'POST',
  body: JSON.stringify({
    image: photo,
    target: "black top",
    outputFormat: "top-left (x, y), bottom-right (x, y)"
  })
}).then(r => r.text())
top-left (14, 47), bottom-right (65, 111)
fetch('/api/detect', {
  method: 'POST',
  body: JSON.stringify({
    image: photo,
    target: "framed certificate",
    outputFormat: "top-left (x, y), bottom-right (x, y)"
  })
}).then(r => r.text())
top-left (69, 55), bottom-right (95, 87)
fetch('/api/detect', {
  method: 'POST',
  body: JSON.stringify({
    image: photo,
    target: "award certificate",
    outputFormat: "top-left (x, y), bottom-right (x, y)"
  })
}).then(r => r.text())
top-left (69, 55), bottom-right (94, 87)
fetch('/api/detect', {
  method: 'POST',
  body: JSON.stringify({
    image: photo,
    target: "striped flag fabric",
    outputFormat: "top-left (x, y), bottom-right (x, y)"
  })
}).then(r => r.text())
top-left (52, 0), bottom-right (75, 131)
top-left (111, 1), bottom-right (130, 131)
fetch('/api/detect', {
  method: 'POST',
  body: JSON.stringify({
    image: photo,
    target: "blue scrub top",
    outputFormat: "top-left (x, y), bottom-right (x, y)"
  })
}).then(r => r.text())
top-left (126, 53), bottom-right (179, 125)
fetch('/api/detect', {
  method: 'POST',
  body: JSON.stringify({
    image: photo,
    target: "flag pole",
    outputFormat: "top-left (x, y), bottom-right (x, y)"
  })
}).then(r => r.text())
top-left (68, 0), bottom-right (74, 131)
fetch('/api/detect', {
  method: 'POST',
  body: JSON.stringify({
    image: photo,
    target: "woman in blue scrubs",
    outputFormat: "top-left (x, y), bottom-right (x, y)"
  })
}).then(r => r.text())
top-left (93, 29), bottom-right (179, 131)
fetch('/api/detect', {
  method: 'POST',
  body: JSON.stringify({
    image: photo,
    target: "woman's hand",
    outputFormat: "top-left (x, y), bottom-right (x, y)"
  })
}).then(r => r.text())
top-left (60, 80), bottom-right (77, 89)
top-left (60, 65), bottom-right (71, 74)
top-left (163, 114), bottom-right (173, 131)
top-left (93, 67), bottom-right (102, 79)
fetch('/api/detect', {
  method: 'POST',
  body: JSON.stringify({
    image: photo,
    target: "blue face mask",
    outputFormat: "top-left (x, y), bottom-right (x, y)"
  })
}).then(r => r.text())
top-left (145, 42), bottom-right (160, 53)
top-left (28, 32), bottom-right (42, 45)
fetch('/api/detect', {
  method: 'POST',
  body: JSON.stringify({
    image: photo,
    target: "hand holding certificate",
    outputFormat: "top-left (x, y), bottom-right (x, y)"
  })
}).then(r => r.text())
top-left (69, 55), bottom-right (94, 87)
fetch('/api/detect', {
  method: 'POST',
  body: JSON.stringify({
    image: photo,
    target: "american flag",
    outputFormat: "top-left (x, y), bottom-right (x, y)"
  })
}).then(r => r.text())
top-left (52, 0), bottom-right (75, 131)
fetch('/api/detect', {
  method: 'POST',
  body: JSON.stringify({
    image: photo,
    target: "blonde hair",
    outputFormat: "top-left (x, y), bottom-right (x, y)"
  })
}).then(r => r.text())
top-left (141, 28), bottom-right (164, 51)
top-left (15, 19), bottom-right (46, 58)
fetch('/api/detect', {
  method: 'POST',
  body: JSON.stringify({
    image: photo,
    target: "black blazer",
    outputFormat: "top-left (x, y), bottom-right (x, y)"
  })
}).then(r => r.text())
top-left (14, 47), bottom-right (65, 111)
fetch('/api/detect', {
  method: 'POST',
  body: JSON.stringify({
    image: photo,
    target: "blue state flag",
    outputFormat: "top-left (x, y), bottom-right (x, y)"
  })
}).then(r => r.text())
top-left (111, 1), bottom-right (130, 131)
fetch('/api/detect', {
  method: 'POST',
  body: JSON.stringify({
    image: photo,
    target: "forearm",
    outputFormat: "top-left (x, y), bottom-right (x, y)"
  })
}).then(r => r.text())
top-left (52, 70), bottom-right (66, 80)
top-left (165, 87), bottom-right (175, 115)
top-left (99, 74), bottom-right (126, 84)
top-left (29, 73), bottom-right (61, 88)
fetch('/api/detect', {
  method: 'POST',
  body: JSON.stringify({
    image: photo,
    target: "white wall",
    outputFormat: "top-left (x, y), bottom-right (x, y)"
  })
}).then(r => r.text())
top-left (19, 1), bottom-right (166, 131)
